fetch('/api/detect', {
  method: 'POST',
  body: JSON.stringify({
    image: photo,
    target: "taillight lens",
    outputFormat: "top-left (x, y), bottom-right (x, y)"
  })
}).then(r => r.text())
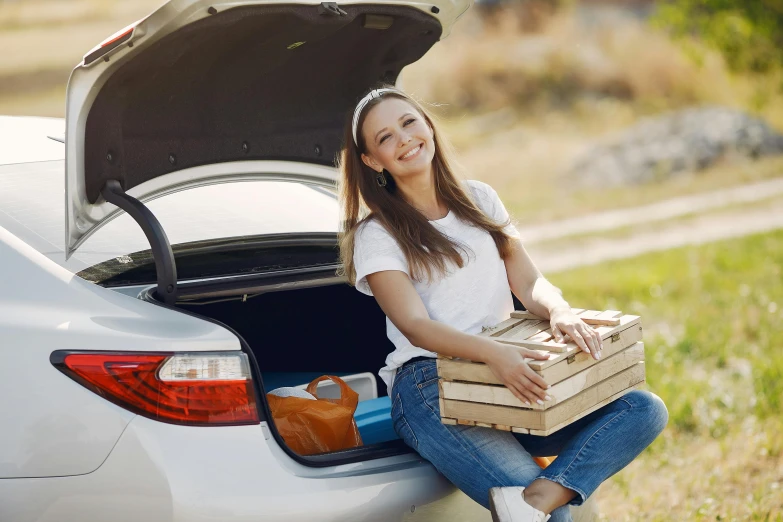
top-left (51, 351), bottom-right (259, 426)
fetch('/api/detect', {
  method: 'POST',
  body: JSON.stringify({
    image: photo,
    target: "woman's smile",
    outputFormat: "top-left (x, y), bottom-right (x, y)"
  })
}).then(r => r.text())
top-left (398, 143), bottom-right (423, 161)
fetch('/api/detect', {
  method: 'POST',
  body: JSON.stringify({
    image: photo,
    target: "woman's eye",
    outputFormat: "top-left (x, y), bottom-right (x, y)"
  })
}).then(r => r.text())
top-left (404, 118), bottom-right (415, 126)
top-left (380, 134), bottom-right (391, 144)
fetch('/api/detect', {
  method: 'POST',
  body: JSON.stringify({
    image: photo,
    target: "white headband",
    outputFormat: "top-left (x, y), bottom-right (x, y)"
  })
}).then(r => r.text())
top-left (352, 88), bottom-right (397, 147)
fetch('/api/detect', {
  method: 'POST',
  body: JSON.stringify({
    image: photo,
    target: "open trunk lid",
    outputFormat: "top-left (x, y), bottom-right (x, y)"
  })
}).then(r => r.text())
top-left (64, 0), bottom-right (468, 259)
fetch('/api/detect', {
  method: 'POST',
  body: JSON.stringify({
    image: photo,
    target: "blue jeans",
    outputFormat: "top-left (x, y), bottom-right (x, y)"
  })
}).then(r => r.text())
top-left (390, 358), bottom-right (668, 522)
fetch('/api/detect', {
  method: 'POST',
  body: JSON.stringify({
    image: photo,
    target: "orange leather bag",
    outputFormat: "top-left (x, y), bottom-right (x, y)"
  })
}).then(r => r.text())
top-left (267, 375), bottom-right (363, 455)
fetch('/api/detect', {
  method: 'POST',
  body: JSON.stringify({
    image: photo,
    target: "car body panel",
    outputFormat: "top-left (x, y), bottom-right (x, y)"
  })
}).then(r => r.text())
top-left (0, 224), bottom-right (240, 478)
top-left (0, 416), bottom-right (454, 522)
top-left (0, 116), bottom-right (64, 165)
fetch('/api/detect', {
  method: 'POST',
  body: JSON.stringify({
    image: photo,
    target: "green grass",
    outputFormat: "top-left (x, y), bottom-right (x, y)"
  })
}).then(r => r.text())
top-left (549, 229), bottom-right (783, 441)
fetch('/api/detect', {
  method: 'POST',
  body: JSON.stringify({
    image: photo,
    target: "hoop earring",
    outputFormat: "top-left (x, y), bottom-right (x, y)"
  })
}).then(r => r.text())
top-left (376, 170), bottom-right (388, 187)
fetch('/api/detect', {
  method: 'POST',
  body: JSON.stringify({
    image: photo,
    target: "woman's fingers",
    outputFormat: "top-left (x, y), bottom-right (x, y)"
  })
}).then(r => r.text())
top-left (579, 324), bottom-right (600, 358)
top-left (505, 381), bottom-right (533, 405)
top-left (522, 366), bottom-right (550, 393)
top-left (551, 325), bottom-right (565, 343)
top-left (514, 370), bottom-right (549, 403)
top-left (563, 325), bottom-right (591, 356)
top-left (579, 323), bottom-right (603, 359)
top-left (511, 378), bottom-right (539, 405)
top-left (520, 347), bottom-right (550, 361)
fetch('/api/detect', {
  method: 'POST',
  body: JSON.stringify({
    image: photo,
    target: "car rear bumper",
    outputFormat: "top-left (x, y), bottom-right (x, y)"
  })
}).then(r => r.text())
top-left (0, 416), bottom-right (454, 522)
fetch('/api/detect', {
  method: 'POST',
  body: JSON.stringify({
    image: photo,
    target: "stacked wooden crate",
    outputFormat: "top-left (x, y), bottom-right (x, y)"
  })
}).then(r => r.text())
top-left (437, 308), bottom-right (645, 435)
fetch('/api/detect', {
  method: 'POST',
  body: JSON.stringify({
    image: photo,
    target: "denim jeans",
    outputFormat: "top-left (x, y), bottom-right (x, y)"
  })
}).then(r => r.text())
top-left (390, 358), bottom-right (668, 522)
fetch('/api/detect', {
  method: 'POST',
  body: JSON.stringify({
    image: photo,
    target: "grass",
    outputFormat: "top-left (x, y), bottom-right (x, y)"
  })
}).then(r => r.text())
top-left (544, 229), bottom-right (783, 521)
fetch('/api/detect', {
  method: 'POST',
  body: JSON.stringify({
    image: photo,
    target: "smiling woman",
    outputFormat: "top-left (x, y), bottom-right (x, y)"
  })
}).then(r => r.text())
top-left (337, 87), bottom-right (668, 522)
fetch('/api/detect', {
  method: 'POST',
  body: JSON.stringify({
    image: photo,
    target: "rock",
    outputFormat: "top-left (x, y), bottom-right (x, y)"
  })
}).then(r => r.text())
top-left (567, 106), bottom-right (783, 188)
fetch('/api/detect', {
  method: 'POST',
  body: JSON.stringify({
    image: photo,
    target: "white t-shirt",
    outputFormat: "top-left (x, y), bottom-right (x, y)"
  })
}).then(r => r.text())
top-left (353, 179), bottom-right (522, 395)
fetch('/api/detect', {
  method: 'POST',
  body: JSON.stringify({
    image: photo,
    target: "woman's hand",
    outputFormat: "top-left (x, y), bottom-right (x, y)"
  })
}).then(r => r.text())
top-left (549, 306), bottom-right (603, 360)
top-left (483, 341), bottom-right (552, 406)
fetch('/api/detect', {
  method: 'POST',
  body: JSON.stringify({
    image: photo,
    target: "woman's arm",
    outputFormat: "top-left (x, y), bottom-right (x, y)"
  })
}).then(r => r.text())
top-left (504, 238), bottom-right (604, 359)
top-left (366, 270), bottom-right (553, 406)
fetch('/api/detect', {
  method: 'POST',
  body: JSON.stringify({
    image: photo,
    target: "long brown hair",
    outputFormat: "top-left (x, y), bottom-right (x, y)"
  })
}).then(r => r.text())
top-left (337, 87), bottom-right (515, 285)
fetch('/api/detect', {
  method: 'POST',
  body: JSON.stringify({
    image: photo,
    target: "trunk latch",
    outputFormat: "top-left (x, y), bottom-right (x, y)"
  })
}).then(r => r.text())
top-left (319, 2), bottom-right (347, 16)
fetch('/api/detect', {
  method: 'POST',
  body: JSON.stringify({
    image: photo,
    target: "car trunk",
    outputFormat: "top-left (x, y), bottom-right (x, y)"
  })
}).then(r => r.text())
top-left (173, 276), bottom-right (408, 463)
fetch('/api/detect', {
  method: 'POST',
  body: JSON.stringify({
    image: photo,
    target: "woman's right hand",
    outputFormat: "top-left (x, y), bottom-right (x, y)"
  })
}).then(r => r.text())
top-left (483, 342), bottom-right (552, 406)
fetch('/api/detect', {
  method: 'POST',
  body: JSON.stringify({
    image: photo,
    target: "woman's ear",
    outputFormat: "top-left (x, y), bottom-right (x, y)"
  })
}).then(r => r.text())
top-left (361, 153), bottom-right (382, 173)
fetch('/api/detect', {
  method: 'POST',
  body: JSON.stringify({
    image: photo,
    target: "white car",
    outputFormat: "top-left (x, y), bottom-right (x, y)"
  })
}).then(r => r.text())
top-left (0, 0), bottom-right (473, 520)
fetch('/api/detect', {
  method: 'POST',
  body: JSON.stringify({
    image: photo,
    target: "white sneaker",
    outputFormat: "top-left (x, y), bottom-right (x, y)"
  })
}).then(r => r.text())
top-left (489, 487), bottom-right (551, 522)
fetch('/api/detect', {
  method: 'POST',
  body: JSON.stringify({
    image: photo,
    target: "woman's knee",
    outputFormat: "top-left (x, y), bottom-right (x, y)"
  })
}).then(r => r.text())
top-left (622, 389), bottom-right (669, 434)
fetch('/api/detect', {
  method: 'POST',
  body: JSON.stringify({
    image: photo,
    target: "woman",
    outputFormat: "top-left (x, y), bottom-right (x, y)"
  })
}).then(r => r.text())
top-left (337, 86), bottom-right (668, 522)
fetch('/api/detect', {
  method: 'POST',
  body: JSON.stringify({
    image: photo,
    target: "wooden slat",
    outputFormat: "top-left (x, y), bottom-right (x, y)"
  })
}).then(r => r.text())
top-left (584, 317), bottom-right (620, 326)
top-left (495, 338), bottom-right (570, 353)
top-left (527, 329), bottom-right (554, 343)
top-left (501, 320), bottom-right (546, 340)
top-left (438, 380), bottom-right (446, 414)
top-left (457, 419), bottom-right (476, 426)
top-left (438, 357), bottom-right (530, 386)
top-left (440, 344), bottom-right (645, 411)
top-left (441, 362), bottom-right (645, 431)
top-left (510, 308), bottom-right (620, 326)
top-left (577, 310), bottom-right (621, 326)
top-left (537, 333), bottom-right (644, 383)
top-left (511, 427), bottom-right (529, 434)
top-left (510, 310), bottom-right (540, 320)
top-left (527, 315), bottom-right (641, 370)
top-left (478, 317), bottom-right (526, 338)
top-left (437, 317), bottom-right (643, 385)
top-left (493, 424), bottom-right (512, 431)
top-left (577, 310), bottom-right (601, 320)
top-left (527, 383), bottom-right (644, 436)
top-left (441, 417), bottom-right (458, 425)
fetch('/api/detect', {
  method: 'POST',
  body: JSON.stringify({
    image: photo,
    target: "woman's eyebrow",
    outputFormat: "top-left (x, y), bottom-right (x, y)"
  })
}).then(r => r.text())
top-left (374, 127), bottom-right (389, 142)
top-left (374, 114), bottom-right (416, 142)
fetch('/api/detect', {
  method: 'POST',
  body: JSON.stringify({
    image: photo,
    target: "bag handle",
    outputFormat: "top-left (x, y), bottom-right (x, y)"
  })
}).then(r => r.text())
top-left (306, 375), bottom-right (359, 410)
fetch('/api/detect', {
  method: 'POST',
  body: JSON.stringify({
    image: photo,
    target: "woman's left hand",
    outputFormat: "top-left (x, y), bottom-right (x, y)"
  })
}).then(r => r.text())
top-left (549, 306), bottom-right (603, 360)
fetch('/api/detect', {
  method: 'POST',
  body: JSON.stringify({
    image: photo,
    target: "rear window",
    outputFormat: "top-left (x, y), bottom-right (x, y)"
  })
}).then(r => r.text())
top-left (74, 180), bottom-right (339, 269)
top-left (0, 164), bottom-right (339, 273)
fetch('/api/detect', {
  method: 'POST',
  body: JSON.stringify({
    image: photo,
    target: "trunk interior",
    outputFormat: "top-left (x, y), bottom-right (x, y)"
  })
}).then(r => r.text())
top-left (176, 280), bottom-right (405, 455)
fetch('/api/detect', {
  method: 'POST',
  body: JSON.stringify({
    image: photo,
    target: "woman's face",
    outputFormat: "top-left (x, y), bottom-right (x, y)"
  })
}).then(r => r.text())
top-left (360, 97), bottom-right (436, 179)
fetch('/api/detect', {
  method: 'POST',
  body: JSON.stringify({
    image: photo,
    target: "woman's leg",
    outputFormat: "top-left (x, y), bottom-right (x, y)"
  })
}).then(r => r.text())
top-left (513, 389), bottom-right (669, 511)
top-left (391, 360), bottom-right (573, 522)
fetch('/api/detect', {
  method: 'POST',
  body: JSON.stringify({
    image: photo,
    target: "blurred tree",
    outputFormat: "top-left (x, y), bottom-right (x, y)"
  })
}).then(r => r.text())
top-left (655, 0), bottom-right (783, 74)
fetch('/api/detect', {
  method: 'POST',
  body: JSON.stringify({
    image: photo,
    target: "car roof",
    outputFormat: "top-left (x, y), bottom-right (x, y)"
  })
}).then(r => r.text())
top-left (0, 116), bottom-right (65, 165)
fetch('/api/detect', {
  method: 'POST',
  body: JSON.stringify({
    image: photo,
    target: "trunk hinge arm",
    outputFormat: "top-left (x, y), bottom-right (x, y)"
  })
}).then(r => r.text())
top-left (101, 180), bottom-right (178, 305)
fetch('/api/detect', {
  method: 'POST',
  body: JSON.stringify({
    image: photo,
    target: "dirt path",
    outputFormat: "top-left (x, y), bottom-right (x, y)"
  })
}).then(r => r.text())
top-left (523, 179), bottom-right (783, 273)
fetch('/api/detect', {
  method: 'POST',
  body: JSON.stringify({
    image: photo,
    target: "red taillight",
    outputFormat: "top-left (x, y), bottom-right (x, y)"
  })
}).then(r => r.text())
top-left (51, 352), bottom-right (259, 426)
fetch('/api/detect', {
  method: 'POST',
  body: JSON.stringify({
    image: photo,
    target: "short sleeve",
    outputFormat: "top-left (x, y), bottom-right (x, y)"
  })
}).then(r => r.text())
top-left (353, 220), bottom-right (410, 296)
top-left (466, 180), bottom-right (521, 239)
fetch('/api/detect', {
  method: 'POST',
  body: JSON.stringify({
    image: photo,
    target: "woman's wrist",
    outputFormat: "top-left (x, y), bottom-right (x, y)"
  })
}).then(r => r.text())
top-left (478, 338), bottom-right (509, 365)
top-left (549, 303), bottom-right (571, 316)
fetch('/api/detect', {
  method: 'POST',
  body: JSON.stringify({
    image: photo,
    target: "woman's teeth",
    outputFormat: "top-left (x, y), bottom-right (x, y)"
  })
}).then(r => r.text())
top-left (400, 144), bottom-right (422, 160)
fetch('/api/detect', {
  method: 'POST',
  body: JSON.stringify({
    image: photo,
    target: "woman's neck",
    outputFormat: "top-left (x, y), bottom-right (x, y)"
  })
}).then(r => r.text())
top-left (394, 167), bottom-right (448, 220)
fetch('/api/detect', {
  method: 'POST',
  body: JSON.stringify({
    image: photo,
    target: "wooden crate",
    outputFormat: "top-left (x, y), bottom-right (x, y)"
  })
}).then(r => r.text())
top-left (437, 309), bottom-right (645, 436)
